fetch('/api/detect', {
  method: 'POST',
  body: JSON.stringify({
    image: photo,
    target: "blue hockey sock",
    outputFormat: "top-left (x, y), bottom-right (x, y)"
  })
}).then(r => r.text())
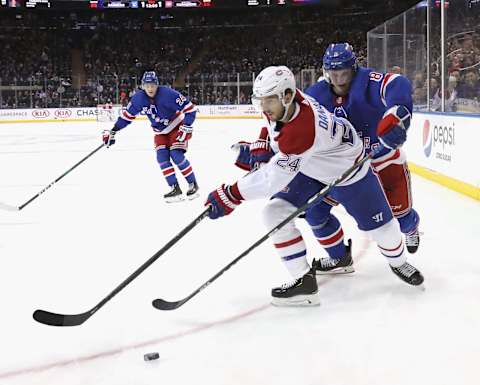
top-left (171, 149), bottom-right (196, 184)
top-left (157, 149), bottom-right (178, 186)
top-left (306, 214), bottom-right (346, 259)
top-left (397, 208), bottom-right (420, 234)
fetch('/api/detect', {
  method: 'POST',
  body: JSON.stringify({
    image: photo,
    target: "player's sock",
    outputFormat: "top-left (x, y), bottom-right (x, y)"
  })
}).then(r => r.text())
top-left (159, 161), bottom-right (178, 186)
top-left (170, 149), bottom-right (197, 184)
top-left (178, 158), bottom-right (196, 184)
top-left (274, 235), bottom-right (310, 278)
top-left (307, 214), bottom-right (347, 259)
top-left (367, 219), bottom-right (407, 267)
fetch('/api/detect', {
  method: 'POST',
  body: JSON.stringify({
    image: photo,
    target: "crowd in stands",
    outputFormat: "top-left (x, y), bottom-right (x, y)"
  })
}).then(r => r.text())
top-left (0, 1), bottom-right (479, 113)
top-left (410, 9), bottom-right (480, 112)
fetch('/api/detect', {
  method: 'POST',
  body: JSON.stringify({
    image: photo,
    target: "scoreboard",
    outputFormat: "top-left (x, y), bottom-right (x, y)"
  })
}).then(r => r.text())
top-left (0, 0), bottom-right (326, 9)
top-left (89, 1), bottom-right (213, 8)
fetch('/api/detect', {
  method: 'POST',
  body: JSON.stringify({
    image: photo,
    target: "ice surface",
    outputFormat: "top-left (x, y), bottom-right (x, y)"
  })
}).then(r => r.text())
top-left (0, 118), bottom-right (479, 385)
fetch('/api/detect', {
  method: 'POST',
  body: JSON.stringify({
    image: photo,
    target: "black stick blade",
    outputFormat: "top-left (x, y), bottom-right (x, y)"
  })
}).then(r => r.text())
top-left (33, 309), bottom-right (90, 327)
top-left (152, 298), bottom-right (185, 311)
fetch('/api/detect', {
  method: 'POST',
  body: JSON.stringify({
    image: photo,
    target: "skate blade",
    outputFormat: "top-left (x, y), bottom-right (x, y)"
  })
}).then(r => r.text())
top-left (165, 196), bottom-right (185, 203)
top-left (415, 283), bottom-right (426, 291)
top-left (187, 192), bottom-right (200, 201)
top-left (316, 266), bottom-right (355, 275)
top-left (271, 293), bottom-right (320, 307)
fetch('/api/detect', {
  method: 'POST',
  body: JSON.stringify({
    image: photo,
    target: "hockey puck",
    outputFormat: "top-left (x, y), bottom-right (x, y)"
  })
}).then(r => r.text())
top-left (143, 352), bottom-right (160, 361)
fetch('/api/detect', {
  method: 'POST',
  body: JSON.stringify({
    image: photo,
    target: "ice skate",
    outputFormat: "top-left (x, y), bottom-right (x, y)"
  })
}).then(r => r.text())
top-left (405, 228), bottom-right (420, 254)
top-left (186, 181), bottom-right (199, 200)
top-left (390, 262), bottom-right (424, 287)
top-left (271, 268), bottom-right (320, 307)
top-left (314, 239), bottom-right (354, 275)
top-left (164, 183), bottom-right (184, 203)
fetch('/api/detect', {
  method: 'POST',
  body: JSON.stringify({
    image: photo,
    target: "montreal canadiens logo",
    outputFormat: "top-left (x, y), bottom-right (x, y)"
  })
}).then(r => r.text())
top-left (423, 120), bottom-right (432, 157)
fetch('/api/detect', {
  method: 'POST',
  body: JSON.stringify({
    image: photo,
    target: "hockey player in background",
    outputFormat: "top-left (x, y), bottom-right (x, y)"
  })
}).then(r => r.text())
top-left (304, 43), bottom-right (420, 273)
top-left (205, 66), bottom-right (424, 306)
top-left (102, 71), bottom-right (199, 202)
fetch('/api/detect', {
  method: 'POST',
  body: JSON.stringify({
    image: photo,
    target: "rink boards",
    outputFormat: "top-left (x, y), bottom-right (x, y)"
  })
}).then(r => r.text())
top-left (0, 105), bottom-right (478, 200)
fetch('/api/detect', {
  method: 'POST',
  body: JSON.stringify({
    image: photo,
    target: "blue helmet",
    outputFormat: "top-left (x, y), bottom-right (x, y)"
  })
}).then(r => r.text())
top-left (141, 71), bottom-right (159, 85)
top-left (322, 43), bottom-right (357, 71)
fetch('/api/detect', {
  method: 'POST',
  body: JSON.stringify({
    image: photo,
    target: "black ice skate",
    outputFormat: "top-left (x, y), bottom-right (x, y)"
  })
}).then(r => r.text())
top-left (271, 268), bottom-right (320, 307)
top-left (164, 183), bottom-right (184, 203)
top-left (314, 239), bottom-right (354, 275)
top-left (186, 181), bottom-right (199, 200)
top-left (390, 262), bottom-right (424, 286)
top-left (405, 228), bottom-right (420, 254)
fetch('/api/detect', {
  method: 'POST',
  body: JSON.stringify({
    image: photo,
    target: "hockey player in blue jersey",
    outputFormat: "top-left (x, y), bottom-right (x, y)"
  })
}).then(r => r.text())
top-left (102, 71), bottom-right (199, 202)
top-left (302, 43), bottom-right (420, 273)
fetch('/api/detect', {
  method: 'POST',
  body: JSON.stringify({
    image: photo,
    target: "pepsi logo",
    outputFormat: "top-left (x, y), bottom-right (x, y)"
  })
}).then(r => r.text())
top-left (423, 120), bottom-right (432, 157)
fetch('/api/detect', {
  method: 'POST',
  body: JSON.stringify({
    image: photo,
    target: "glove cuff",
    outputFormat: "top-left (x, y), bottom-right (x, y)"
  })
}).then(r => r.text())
top-left (180, 124), bottom-right (193, 133)
top-left (228, 183), bottom-right (243, 202)
top-left (250, 139), bottom-right (270, 152)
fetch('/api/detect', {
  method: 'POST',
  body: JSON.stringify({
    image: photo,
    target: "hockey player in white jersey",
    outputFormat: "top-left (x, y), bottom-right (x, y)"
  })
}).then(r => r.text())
top-left (205, 66), bottom-right (424, 306)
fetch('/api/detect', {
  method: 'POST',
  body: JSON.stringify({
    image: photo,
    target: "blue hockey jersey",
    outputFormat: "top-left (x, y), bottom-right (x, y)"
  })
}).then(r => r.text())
top-left (113, 86), bottom-right (196, 134)
top-left (304, 67), bottom-right (413, 159)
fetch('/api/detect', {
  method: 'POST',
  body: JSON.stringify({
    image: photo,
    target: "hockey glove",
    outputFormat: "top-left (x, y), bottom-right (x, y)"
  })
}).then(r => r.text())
top-left (176, 124), bottom-right (193, 142)
top-left (376, 105), bottom-right (411, 150)
top-left (205, 184), bottom-right (243, 220)
top-left (249, 139), bottom-right (274, 169)
top-left (102, 129), bottom-right (117, 147)
top-left (231, 141), bottom-right (252, 171)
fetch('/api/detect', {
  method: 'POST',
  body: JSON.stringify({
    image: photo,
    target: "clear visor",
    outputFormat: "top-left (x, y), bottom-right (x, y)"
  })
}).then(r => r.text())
top-left (251, 94), bottom-right (281, 112)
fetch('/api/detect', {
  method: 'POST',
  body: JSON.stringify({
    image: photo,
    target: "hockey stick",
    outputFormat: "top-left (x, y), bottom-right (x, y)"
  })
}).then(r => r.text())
top-left (152, 151), bottom-right (375, 311)
top-left (33, 207), bottom-right (211, 326)
top-left (0, 143), bottom-right (105, 211)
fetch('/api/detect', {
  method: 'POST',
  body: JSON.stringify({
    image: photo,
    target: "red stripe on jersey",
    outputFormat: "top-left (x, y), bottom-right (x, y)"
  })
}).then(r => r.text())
top-left (122, 110), bottom-right (136, 120)
top-left (380, 73), bottom-right (395, 100)
top-left (371, 149), bottom-right (401, 168)
top-left (258, 126), bottom-right (269, 141)
top-left (274, 235), bottom-right (303, 249)
top-left (277, 97), bottom-right (315, 155)
top-left (182, 103), bottom-right (195, 113)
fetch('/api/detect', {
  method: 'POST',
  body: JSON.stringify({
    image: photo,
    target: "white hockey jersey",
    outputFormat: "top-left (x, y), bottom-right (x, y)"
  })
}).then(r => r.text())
top-left (236, 91), bottom-right (368, 200)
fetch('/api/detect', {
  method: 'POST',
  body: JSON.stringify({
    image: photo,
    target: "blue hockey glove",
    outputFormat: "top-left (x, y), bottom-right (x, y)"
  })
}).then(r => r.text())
top-left (249, 139), bottom-right (274, 169)
top-left (376, 105), bottom-right (411, 149)
top-left (231, 141), bottom-right (252, 171)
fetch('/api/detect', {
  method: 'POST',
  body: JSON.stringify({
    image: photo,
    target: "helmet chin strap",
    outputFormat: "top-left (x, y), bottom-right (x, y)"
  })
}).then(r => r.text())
top-left (279, 91), bottom-right (295, 122)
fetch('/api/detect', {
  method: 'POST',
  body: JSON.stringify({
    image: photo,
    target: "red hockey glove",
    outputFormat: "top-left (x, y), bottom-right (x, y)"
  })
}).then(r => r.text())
top-left (205, 184), bottom-right (243, 219)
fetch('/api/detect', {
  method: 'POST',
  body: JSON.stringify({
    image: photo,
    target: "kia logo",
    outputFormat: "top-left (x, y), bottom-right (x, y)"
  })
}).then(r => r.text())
top-left (54, 109), bottom-right (72, 118)
top-left (32, 110), bottom-right (50, 118)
